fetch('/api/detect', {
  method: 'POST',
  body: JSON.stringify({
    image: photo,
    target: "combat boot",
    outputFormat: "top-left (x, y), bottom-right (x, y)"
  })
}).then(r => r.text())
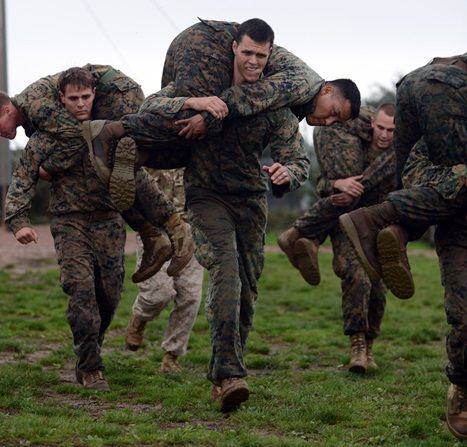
top-left (366, 337), bottom-right (378, 370)
top-left (377, 224), bottom-right (414, 299)
top-left (125, 315), bottom-right (147, 351)
top-left (83, 120), bottom-right (136, 211)
top-left (160, 352), bottom-right (182, 373)
top-left (349, 332), bottom-right (367, 374)
top-left (295, 238), bottom-right (321, 286)
top-left (218, 378), bottom-right (250, 413)
top-left (339, 201), bottom-right (399, 282)
top-left (278, 228), bottom-right (321, 285)
top-left (164, 213), bottom-right (195, 277)
top-left (277, 227), bottom-right (302, 268)
top-left (132, 223), bottom-right (173, 283)
top-left (76, 366), bottom-right (110, 391)
top-left (446, 384), bottom-right (467, 440)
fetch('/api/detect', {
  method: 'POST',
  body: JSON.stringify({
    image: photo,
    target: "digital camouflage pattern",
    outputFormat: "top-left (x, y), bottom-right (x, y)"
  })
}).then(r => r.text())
top-left (187, 190), bottom-right (267, 384)
top-left (295, 106), bottom-right (396, 239)
top-left (132, 168), bottom-right (203, 357)
top-left (388, 58), bottom-right (467, 386)
top-left (161, 19), bottom-right (325, 119)
top-left (50, 211), bottom-right (125, 372)
top-left (295, 105), bottom-right (396, 338)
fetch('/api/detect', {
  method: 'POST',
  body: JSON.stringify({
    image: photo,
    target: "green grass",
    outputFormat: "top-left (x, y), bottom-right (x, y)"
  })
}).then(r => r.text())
top-left (0, 242), bottom-right (460, 446)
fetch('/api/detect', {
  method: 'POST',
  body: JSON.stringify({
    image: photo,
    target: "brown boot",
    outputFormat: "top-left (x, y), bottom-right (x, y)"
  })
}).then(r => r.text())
top-left (76, 367), bottom-right (110, 391)
top-left (349, 333), bottom-right (367, 374)
top-left (366, 337), bottom-right (378, 370)
top-left (339, 202), bottom-right (399, 282)
top-left (295, 238), bottom-right (320, 286)
top-left (219, 378), bottom-right (250, 412)
top-left (83, 120), bottom-right (136, 211)
top-left (277, 227), bottom-right (302, 268)
top-left (164, 213), bottom-right (195, 277)
top-left (125, 315), bottom-right (147, 351)
top-left (160, 352), bottom-right (182, 373)
top-left (132, 223), bottom-right (173, 283)
top-left (377, 224), bottom-right (414, 299)
top-left (447, 384), bottom-right (467, 440)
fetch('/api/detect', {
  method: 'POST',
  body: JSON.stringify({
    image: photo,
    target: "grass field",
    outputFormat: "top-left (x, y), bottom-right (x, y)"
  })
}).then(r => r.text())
top-left (0, 242), bottom-right (462, 446)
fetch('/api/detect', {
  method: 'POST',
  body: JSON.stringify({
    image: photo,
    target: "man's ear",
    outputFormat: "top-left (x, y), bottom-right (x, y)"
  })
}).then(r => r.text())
top-left (232, 40), bottom-right (238, 55)
top-left (320, 83), bottom-right (333, 96)
top-left (59, 91), bottom-right (65, 105)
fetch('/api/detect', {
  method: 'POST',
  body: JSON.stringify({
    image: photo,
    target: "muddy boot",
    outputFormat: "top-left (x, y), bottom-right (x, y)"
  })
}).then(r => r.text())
top-left (132, 223), bottom-right (173, 283)
top-left (277, 227), bottom-right (302, 268)
top-left (377, 224), bottom-right (414, 299)
top-left (83, 120), bottom-right (136, 211)
top-left (160, 352), bottom-right (182, 373)
top-left (219, 378), bottom-right (250, 413)
top-left (447, 384), bottom-right (467, 440)
top-left (366, 337), bottom-right (378, 370)
top-left (339, 201), bottom-right (399, 282)
top-left (349, 333), bottom-right (367, 374)
top-left (125, 315), bottom-right (147, 351)
top-left (295, 238), bottom-right (321, 286)
top-left (76, 366), bottom-right (110, 391)
top-left (164, 213), bottom-right (195, 277)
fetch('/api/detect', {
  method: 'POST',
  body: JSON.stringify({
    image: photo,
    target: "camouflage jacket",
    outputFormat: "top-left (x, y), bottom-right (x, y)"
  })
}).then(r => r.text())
top-left (313, 105), bottom-right (396, 205)
top-left (5, 132), bottom-right (116, 234)
top-left (394, 59), bottom-right (467, 197)
top-left (12, 64), bottom-right (143, 174)
top-left (160, 19), bottom-right (324, 121)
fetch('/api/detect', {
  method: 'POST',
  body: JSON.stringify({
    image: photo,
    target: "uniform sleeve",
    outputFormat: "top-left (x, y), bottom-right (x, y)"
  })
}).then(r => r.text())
top-left (361, 150), bottom-right (396, 193)
top-left (402, 137), bottom-right (467, 200)
top-left (139, 82), bottom-right (189, 118)
top-left (313, 125), bottom-right (364, 197)
top-left (5, 138), bottom-right (51, 234)
top-left (219, 46), bottom-right (324, 119)
top-left (269, 109), bottom-right (310, 196)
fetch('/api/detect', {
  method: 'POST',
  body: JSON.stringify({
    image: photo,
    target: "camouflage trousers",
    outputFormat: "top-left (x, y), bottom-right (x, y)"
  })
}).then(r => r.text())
top-left (294, 196), bottom-right (351, 242)
top-left (50, 212), bottom-right (125, 372)
top-left (389, 186), bottom-right (467, 385)
top-left (186, 188), bottom-right (267, 385)
top-left (331, 227), bottom-right (387, 338)
top-left (121, 169), bottom-right (177, 231)
top-left (131, 234), bottom-right (203, 356)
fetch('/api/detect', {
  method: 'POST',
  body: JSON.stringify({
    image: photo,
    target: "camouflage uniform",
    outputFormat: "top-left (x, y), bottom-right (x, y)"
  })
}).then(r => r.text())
top-left (182, 108), bottom-right (309, 385)
top-left (131, 169), bottom-right (203, 356)
top-left (299, 106), bottom-right (397, 339)
top-left (388, 61), bottom-right (467, 386)
top-left (11, 64), bottom-right (177, 226)
top-left (119, 19), bottom-right (324, 156)
top-left (6, 132), bottom-right (125, 372)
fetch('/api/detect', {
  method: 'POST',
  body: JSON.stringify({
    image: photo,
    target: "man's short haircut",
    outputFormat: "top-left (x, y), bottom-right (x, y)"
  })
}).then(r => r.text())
top-left (0, 90), bottom-right (11, 108)
top-left (236, 18), bottom-right (274, 46)
top-left (375, 102), bottom-right (396, 117)
top-left (327, 79), bottom-right (361, 119)
top-left (58, 67), bottom-right (96, 93)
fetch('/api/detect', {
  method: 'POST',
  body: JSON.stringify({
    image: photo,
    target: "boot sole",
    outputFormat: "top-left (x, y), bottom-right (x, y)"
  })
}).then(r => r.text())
top-left (377, 229), bottom-right (414, 299)
top-left (295, 238), bottom-right (320, 285)
top-left (446, 417), bottom-right (467, 440)
top-left (109, 137), bottom-right (137, 211)
top-left (339, 214), bottom-right (380, 282)
top-left (221, 387), bottom-right (250, 413)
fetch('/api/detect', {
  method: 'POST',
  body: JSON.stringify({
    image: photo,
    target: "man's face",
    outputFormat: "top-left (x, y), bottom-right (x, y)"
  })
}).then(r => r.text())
top-left (371, 110), bottom-right (395, 150)
top-left (232, 35), bottom-right (272, 85)
top-left (0, 104), bottom-right (19, 139)
top-left (306, 85), bottom-right (351, 126)
top-left (59, 84), bottom-right (95, 122)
